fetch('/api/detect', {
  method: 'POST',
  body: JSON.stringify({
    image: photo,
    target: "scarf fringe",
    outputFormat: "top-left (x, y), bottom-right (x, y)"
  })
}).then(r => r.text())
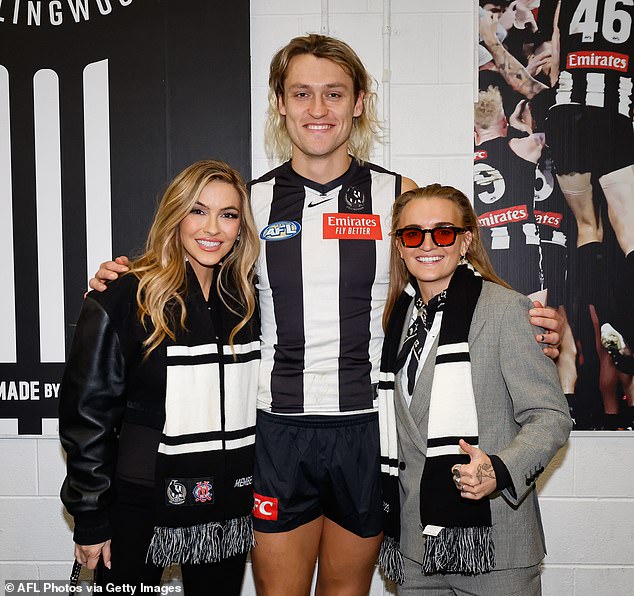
top-left (422, 526), bottom-right (495, 576)
top-left (146, 514), bottom-right (254, 566)
top-left (378, 535), bottom-right (405, 585)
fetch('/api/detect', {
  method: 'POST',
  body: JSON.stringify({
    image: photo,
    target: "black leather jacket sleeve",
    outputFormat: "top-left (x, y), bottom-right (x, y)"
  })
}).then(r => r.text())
top-left (59, 296), bottom-right (127, 545)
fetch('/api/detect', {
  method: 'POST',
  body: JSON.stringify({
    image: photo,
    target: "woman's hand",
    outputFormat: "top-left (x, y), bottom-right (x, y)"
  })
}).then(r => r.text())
top-left (452, 440), bottom-right (497, 500)
top-left (74, 540), bottom-right (112, 570)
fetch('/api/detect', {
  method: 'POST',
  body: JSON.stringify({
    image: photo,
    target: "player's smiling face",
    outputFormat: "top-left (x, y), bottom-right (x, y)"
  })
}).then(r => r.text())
top-left (397, 197), bottom-right (472, 302)
top-left (179, 180), bottom-right (241, 285)
top-left (278, 53), bottom-right (364, 166)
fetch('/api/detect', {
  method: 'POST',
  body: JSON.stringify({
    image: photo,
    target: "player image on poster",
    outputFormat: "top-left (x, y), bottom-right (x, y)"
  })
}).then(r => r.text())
top-left (0, 0), bottom-right (251, 434)
top-left (476, 0), bottom-right (634, 430)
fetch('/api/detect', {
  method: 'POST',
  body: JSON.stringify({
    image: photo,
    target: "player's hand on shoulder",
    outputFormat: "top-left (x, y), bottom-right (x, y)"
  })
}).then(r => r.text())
top-left (529, 301), bottom-right (562, 359)
top-left (88, 256), bottom-right (130, 293)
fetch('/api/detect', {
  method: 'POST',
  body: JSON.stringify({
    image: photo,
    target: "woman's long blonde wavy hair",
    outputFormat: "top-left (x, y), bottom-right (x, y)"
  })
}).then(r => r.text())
top-left (129, 160), bottom-right (259, 356)
top-left (383, 184), bottom-right (510, 330)
top-left (265, 33), bottom-right (381, 162)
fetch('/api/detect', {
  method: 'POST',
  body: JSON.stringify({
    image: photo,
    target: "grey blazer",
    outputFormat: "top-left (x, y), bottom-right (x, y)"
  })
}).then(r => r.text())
top-left (395, 281), bottom-right (572, 569)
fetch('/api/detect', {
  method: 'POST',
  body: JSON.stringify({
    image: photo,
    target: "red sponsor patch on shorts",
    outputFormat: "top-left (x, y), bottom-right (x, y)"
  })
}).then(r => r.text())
top-left (534, 210), bottom-right (562, 228)
top-left (253, 492), bottom-right (279, 520)
top-left (566, 51), bottom-right (629, 73)
top-left (478, 205), bottom-right (529, 228)
top-left (474, 150), bottom-right (488, 161)
top-left (323, 213), bottom-right (382, 240)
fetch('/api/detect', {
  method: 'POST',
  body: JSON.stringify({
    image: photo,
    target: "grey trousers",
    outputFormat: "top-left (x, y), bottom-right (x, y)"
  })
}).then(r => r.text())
top-left (397, 556), bottom-right (542, 596)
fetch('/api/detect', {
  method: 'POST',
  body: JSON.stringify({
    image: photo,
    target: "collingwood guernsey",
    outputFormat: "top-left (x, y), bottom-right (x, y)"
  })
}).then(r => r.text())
top-left (250, 159), bottom-right (402, 415)
top-left (555, 0), bottom-right (634, 117)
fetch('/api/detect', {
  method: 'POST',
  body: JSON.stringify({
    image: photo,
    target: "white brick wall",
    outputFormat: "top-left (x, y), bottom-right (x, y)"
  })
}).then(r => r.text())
top-left (2, 2), bottom-right (632, 595)
top-left (537, 433), bottom-right (634, 594)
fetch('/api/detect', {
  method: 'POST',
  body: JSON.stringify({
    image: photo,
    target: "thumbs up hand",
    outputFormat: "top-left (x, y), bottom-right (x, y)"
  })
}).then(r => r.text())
top-left (451, 439), bottom-right (497, 500)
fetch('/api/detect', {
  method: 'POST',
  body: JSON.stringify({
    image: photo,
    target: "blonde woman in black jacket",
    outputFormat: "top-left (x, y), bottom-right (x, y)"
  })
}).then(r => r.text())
top-left (60, 160), bottom-right (260, 595)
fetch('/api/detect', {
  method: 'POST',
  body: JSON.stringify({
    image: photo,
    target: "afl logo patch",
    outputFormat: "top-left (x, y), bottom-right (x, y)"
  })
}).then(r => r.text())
top-left (260, 220), bottom-right (301, 241)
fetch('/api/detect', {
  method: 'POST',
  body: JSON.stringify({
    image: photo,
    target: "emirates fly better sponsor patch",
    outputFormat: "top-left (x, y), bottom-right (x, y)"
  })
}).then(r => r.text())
top-left (323, 213), bottom-right (383, 240)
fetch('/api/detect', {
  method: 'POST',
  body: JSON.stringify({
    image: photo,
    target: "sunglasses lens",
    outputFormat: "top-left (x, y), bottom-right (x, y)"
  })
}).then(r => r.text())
top-left (431, 227), bottom-right (457, 246)
top-left (401, 228), bottom-right (424, 247)
top-left (398, 227), bottom-right (461, 247)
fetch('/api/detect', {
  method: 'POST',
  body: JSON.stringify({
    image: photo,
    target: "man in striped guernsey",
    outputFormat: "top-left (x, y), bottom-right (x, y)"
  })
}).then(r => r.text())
top-left (248, 35), bottom-right (418, 596)
top-left (248, 34), bottom-right (562, 596)
top-left (251, 161), bottom-right (399, 415)
top-left (89, 33), bottom-right (564, 596)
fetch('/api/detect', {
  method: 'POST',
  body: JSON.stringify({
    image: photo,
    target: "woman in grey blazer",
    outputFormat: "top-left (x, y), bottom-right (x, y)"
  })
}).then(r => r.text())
top-left (378, 184), bottom-right (572, 595)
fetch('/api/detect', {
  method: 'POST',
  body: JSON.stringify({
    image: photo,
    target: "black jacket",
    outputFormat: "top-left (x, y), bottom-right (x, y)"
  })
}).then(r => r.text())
top-left (59, 267), bottom-right (260, 545)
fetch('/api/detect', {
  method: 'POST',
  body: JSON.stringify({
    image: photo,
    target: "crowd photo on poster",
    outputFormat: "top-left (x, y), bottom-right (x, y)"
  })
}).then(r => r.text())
top-left (475, 0), bottom-right (634, 430)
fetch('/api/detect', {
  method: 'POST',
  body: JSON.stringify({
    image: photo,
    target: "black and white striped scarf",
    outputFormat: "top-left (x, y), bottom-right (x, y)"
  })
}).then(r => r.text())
top-left (146, 266), bottom-right (260, 566)
top-left (378, 263), bottom-right (494, 583)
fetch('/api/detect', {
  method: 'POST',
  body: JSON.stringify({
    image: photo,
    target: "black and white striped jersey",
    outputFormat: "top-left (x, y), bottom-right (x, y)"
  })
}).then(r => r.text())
top-left (474, 137), bottom-right (543, 295)
top-left (250, 160), bottom-right (402, 415)
top-left (555, 0), bottom-right (634, 117)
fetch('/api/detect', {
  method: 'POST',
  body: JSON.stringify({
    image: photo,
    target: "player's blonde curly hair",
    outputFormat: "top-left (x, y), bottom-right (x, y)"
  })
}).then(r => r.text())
top-left (265, 33), bottom-right (381, 162)
top-left (474, 86), bottom-right (505, 130)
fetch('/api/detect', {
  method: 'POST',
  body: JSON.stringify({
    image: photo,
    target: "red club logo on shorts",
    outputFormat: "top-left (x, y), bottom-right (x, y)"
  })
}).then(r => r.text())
top-left (253, 492), bottom-right (279, 520)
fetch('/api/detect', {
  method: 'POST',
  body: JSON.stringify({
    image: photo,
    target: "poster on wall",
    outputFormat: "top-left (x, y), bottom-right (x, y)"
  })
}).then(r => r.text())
top-left (475, 0), bottom-right (634, 430)
top-left (0, 0), bottom-right (251, 435)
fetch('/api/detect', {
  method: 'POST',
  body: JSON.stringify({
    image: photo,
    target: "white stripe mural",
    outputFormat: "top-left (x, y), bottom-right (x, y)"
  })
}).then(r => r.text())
top-left (0, 65), bottom-right (15, 363)
top-left (34, 69), bottom-right (65, 363)
top-left (83, 59), bottom-right (112, 289)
